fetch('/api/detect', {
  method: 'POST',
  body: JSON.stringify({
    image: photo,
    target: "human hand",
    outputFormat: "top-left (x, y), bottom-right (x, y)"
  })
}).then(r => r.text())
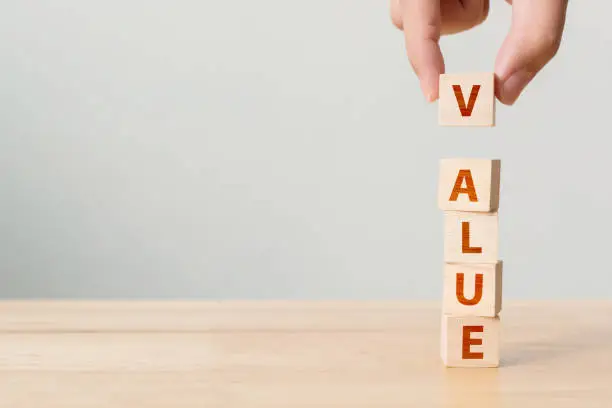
top-left (390, 0), bottom-right (568, 105)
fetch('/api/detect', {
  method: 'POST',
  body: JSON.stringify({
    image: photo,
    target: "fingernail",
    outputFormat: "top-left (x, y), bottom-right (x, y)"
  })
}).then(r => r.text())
top-left (499, 70), bottom-right (534, 105)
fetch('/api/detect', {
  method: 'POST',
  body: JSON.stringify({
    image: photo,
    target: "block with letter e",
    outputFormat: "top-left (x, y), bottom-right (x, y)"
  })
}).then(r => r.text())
top-left (441, 315), bottom-right (500, 367)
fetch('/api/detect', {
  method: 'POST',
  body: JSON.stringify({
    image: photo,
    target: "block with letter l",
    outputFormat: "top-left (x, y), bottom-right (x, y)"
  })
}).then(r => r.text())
top-left (444, 211), bottom-right (499, 263)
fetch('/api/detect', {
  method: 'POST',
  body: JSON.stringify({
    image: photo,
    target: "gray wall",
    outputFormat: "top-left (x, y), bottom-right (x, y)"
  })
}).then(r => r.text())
top-left (0, 2), bottom-right (608, 299)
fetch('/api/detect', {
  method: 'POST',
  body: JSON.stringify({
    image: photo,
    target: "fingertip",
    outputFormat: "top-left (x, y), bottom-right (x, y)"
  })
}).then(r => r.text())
top-left (405, 45), bottom-right (444, 102)
top-left (390, 0), bottom-right (403, 30)
top-left (420, 71), bottom-right (440, 103)
top-left (496, 69), bottom-right (534, 106)
top-left (412, 45), bottom-right (444, 103)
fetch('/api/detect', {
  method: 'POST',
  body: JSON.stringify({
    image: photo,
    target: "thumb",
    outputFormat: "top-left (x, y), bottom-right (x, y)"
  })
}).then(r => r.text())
top-left (495, 0), bottom-right (568, 105)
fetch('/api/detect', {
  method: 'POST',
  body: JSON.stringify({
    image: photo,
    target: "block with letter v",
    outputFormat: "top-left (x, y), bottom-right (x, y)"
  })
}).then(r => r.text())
top-left (439, 73), bottom-right (495, 127)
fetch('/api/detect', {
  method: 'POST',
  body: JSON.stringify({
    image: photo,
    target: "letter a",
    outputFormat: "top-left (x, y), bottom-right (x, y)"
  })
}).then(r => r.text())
top-left (449, 170), bottom-right (478, 202)
top-left (456, 273), bottom-right (483, 306)
top-left (452, 85), bottom-right (481, 117)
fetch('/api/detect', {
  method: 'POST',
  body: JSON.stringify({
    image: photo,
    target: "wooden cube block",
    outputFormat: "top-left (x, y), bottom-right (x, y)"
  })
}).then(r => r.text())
top-left (441, 314), bottom-right (500, 368)
top-left (439, 73), bottom-right (495, 127)
top-left (444, 211), bottom-right (498, 263)
top-left (442, 261), bottom-right (503, 317)
top-left (438, 158), bottom-right (501, 212)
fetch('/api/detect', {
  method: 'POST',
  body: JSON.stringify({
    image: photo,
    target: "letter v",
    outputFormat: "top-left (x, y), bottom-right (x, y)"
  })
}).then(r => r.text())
top-left (452, 85), bottom-right (481, 117)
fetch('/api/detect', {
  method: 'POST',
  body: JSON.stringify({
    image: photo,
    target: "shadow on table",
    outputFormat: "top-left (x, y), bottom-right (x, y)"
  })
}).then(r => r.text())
top-left (501, 318), bottom-right (612, 367)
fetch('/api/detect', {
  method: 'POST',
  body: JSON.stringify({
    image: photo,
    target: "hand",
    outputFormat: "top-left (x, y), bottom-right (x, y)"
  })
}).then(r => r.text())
top-left (390, 0), bottom-right (568, 105)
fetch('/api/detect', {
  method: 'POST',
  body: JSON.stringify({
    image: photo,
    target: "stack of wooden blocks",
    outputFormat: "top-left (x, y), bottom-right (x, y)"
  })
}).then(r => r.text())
top-left (438, 73), bottom-right (502, 368)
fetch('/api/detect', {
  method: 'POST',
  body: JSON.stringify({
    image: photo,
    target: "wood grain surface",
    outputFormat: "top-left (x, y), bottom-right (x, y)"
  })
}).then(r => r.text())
top-left (0, 301), bottom-right (610, 407)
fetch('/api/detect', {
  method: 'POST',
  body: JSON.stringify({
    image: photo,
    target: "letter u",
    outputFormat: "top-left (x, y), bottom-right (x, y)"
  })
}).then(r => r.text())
top-left (456, 273), bottom-right (483, 306)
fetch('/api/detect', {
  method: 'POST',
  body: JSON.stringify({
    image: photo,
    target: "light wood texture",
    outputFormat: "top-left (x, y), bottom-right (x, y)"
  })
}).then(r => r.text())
top-left (438, 158), bottom-right (501, 212)
top-left (439, 72), bottom-right (495, 127)
top-left (441, 314), bottom-right (500, 368)
top-left (443, 261), bottom-right (503, 317)
top-left (444, 211), bottom-right (499, 263)
top-left (1, 301), bottom-right (612, 407)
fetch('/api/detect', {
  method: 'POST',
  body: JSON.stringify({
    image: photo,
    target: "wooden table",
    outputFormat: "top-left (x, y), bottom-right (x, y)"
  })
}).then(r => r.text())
top-left (0, 301), bottom-right (610, 407)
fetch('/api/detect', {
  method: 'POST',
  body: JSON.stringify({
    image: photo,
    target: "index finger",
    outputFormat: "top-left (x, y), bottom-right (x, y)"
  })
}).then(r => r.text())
top-left (402, 0), bottom-right (445, 102)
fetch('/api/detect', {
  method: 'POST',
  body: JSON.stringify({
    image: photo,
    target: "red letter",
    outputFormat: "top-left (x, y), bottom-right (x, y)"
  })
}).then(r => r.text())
top-left (462, 326), bottom-right (484, 359)
top-left (452, 85), bottom-right (481, 117)
top-left (456, 273), bottom-right (483, 306)
top-left (449, 170), bottom-right (478, 202)
top-left (461, 222), bottom-right (482, 254)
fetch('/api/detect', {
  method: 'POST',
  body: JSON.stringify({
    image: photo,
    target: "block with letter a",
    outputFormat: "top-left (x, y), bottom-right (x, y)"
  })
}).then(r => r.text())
top-left (439, 73), bottom-right (495, 127)
top-left (438, 158), bottom-right (501, 213)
